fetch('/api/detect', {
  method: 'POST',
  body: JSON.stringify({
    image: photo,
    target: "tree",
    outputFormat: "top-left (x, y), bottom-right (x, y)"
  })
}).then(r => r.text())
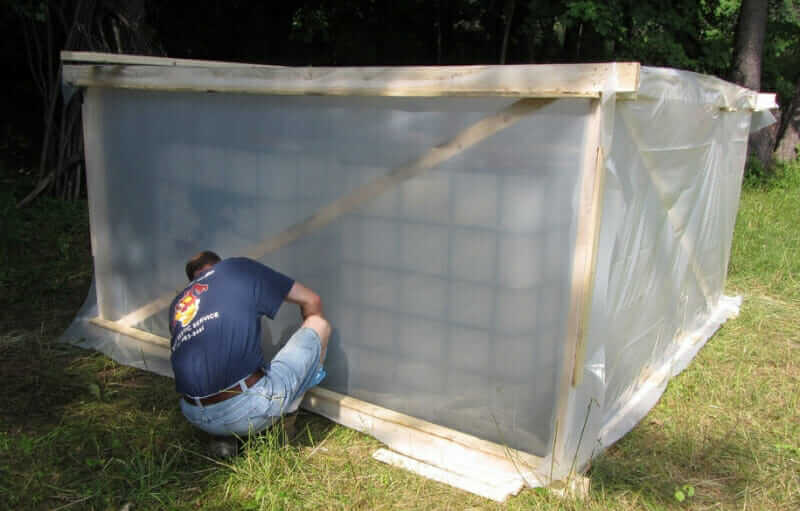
top-left (730, 0), bottom-right (771, 169)
top-left (731, 0), bottom-right (769, 89)
top-left (767, 1), bottom-right (800, 163)
top-left (500, 0), bottom-right (516, 64)
top-left (774, 76), bottom-right (800, 161)
top-left (13, 0), bottom-right (161, 207)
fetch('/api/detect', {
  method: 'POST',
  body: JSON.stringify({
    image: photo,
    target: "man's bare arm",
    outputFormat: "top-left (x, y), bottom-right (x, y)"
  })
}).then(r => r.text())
top-left (285, 282), bottom-right (323, 319)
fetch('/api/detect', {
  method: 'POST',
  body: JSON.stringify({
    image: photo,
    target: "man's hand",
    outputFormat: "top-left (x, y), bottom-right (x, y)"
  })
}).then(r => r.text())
top-left (285, 282), bottom-right (323, 319)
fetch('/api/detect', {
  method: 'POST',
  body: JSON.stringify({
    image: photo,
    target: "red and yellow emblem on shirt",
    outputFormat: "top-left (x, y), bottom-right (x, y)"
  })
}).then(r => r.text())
top-left (173, 283), bottom-right (209, 328)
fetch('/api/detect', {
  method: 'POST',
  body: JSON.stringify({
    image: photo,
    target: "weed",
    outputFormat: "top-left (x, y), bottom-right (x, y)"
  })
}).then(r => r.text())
top-left (673, 484), bottom-right (695, 502)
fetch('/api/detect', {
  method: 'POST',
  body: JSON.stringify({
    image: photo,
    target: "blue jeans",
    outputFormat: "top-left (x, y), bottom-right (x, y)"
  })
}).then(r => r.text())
top-left (180, 327), bottom-right (324, 437)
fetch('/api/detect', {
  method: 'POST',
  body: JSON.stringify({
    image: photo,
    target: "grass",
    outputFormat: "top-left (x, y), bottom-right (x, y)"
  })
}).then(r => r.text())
top-left (1, 161), bottom-right (799, 510)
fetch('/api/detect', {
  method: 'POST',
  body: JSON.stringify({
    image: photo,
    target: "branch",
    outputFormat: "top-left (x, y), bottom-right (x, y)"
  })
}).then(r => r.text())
top-left (500, 0), bottom-right (516, 64)
top-left (53, 0), bottom-right (69, 32)
top-left (16, 155), bottom-right (84, 208)
top-left (64, 0), bottom-right (88, 50)
top-left (21, 21), bottom-right (44, 97)
top-left (28, 17), bottom-right (47, 96)
top-left (45, 3), bottom-right (54, 92)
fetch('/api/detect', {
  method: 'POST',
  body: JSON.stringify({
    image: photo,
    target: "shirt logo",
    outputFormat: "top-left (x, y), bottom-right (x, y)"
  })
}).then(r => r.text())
top-left (173, 283), bottom-right (209, 328)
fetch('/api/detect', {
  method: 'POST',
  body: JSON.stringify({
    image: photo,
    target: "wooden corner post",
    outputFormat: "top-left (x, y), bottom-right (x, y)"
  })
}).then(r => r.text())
top-left (551, 97), bottom-right (607, 471)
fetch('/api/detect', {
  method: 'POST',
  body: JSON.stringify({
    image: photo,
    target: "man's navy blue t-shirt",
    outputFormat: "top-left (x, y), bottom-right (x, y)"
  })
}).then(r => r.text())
top-left (168, 257), bottom-right (294, 397)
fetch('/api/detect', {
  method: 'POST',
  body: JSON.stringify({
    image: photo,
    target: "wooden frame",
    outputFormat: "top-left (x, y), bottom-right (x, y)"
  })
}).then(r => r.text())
top-left (61, 50), bottom-right (283, 69)
top-left (62, 51), bottom-right (640, 98)
top-left (75, 71), bottom-right (612, 486)
top-left (551, 100), bottom-right (606, 466)
top-left (64, 52), bottom-right (767, 498)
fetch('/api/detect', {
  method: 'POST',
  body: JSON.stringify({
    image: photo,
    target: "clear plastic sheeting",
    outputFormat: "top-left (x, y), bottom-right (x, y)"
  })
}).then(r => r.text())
top-left (560, 67), bottom-right (753, 477)
top-left (62, 60), bottom-right (768, 488)
top-left (74, 90), bottom-right (593, 456)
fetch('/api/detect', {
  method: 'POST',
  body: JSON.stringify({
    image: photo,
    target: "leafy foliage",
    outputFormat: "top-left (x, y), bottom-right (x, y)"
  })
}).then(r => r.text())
top-left (763, 0), bottom-right (800, 102)
top-left (1, 0), bottom-right (799, 197)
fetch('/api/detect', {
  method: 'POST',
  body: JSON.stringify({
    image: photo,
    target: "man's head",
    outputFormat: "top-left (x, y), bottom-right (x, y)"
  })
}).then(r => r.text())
top-left (185, 250), bottom-right (221, 281)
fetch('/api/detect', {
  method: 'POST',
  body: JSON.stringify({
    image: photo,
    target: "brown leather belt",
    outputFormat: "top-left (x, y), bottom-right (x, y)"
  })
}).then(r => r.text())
top-left (184, 369), bottom-right (265, 406)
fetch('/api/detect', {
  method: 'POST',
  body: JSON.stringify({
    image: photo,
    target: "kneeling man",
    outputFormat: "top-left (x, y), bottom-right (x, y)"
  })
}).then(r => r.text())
top-left (169, 251), bottom-right (330, 448)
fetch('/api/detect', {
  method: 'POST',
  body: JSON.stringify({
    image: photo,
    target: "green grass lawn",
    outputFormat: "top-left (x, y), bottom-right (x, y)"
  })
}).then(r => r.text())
top-left (1, 163), bottom-right (798, 510)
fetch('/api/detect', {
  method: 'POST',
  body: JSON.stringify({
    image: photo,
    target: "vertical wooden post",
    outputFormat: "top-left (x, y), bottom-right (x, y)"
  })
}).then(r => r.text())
top-left (569, 144), bottom-right (607, 387)
top-left (551, 98), bottom-right (607, 472)
top-left (81, 88), bottom-right (114, 320)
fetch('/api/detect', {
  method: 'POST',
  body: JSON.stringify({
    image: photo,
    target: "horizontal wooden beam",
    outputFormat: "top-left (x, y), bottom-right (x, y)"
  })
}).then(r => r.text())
top-left (756, 93), bottom-right (777, 111)
top-left (61, 50), bottom-right (282, 69)
top-left (305, 386), bottom-right (545, 470)
top-left (372, 448), bottom-right (525, 502)
top-left (302, 387), bottom-right (546, 492)
top-left (62, 54), bottom-right (640, 98)
top-left (89, 317), bottom-right (170, 348)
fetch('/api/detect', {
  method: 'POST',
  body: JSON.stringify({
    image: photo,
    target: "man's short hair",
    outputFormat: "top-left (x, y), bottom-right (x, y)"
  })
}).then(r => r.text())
top-left (185, 251), bottom-right (221, 280)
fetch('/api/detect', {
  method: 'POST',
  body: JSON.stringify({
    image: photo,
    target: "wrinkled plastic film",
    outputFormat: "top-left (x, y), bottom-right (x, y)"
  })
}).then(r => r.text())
top-left (560, 67), bottom-right (754, 476)
top-left (596, 78), bottom-right (750, 422)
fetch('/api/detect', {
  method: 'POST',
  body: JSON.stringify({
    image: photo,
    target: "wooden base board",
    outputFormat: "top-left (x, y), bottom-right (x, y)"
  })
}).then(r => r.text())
top-left (372, 448), bottom-right (525, 502)
top-left (301, 386), bottom-right (548, 500)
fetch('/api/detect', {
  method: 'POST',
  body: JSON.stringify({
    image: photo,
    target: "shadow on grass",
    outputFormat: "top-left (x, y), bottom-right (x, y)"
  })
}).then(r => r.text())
top-left (587, 421), bottom-right (780, 509)
top-left (0, 324), bottom-right (343, 510)
top-left (0, 328), bottom-right (193, 508)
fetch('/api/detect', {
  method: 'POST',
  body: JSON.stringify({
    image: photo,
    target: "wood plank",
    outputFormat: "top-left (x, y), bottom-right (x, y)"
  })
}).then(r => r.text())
top-left (303, 387), bottom-right (545, 485)
top-left (89, 317), bottom-right (170, 348)
top-left (305, 387), bottom-right (545, 468)
top-left (372, 448), bottom-right (525, 502)
top-left (552, 99), bottom-right (604, 465)
top-left (116, 293), bottom-right (183, 329)
top-left (62, 60), bottom-right (640, 97)
top-left (571, 146), bottom-right (607, 387)
top-left (616, 63), bottom-right (640, 99)
top-left (755, 93), bottom-right (777, 110)
top-left (61, 50), bottom-right (282, 69)
top-left (115, 98), bottom-right (555, 327)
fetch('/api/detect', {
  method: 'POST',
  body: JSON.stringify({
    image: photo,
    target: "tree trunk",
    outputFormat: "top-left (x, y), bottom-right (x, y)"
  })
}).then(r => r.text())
top-left (731, 0), bottom-right (768, 90)
top-left (730, 0), bottom-right (771, 170)
top-left (17, 0), bottom-right (162, 207)
top-left (774, 77), bottom-right (800, 162)
top-left (500, 0), bottom-right (515, 64)
top-left (436, 0), bottom-right (442, 64)
top-left (563, 23), bottom-right (583, 62)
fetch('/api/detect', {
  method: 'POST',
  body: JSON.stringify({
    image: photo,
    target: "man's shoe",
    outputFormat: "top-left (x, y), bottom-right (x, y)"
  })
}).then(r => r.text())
top-left (208, 436), bottom-right (238, 459)
top-left (281, 411), bottom-right (299, 440)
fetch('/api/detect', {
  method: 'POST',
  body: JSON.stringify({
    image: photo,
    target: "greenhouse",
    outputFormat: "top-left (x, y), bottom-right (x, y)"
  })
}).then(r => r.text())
top-left (61, 51), bottom-right (775, 501)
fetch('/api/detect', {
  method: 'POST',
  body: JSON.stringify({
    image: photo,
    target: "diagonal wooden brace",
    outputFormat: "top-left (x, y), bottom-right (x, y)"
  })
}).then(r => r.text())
top-left (113, 98), bottom-right (555, 328)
